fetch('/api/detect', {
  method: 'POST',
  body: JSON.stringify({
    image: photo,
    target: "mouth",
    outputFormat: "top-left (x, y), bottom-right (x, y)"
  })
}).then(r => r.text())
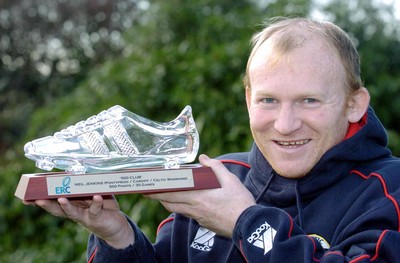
top-left (275, 139), bottom-right (310, 147)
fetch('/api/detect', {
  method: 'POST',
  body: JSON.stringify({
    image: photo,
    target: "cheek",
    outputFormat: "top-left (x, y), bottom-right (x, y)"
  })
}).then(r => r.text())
top-left (309, 106), bottom-right (344, 128)
top-left (317, 112), bottom-right (349, 145)
top-left (249, 110), bottom-right (271, 131)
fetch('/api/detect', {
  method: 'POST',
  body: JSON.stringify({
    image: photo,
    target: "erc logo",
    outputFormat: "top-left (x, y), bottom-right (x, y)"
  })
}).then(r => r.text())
top-left (55, 176), bottom-right (71, 194)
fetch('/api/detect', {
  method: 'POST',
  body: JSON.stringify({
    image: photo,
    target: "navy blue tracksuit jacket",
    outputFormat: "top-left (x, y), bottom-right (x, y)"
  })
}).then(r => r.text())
top-left (88, 107), bottom-right (400, 262)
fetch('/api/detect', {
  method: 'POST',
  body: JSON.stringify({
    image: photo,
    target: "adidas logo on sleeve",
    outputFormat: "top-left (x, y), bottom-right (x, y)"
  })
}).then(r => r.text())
top-left (247, 222), bottom-right (277, 255)
top-left (190, 227), bottom-right (216, 252)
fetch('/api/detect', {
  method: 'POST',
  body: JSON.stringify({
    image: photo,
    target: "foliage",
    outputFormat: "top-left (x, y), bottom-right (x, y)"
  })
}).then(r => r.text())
top-left (0, 0), bottom-right (138, 151)
top-left (322, 0), bottom-right (400, 155)
top-left (0, 0), bottom-right (399, 262)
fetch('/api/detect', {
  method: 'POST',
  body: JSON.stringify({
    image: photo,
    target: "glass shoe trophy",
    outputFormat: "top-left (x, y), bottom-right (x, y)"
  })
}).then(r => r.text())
top-left (15, 105), bottom-right (220, 200)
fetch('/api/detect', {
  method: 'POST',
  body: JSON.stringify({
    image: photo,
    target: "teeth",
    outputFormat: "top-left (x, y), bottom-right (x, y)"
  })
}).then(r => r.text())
top-left (277, 140), bottom-right (309, 146)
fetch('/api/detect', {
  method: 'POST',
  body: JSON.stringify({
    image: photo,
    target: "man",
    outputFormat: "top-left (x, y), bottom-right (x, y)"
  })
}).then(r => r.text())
top-left (25, 17), bottom-right (400, 262)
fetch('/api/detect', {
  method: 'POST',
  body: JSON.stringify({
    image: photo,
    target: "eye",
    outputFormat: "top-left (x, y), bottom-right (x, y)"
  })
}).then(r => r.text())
top-left (261, 98), bottom-right (276, 104)
top-left (303, 98), bottom-right (318, 104)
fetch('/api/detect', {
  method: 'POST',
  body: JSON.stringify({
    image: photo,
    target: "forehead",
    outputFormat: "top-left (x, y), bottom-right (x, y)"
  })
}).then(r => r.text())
top-left (249, 33), bottom-right (345, 85)
top-left (249, 38), bottom-right (347, 99)
top-left (253, 32), bottom-right (343, 73)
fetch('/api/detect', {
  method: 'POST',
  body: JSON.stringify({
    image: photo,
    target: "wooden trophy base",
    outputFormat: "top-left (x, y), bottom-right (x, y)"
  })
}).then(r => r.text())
top-left (15, 165), bottom-right (220, 201)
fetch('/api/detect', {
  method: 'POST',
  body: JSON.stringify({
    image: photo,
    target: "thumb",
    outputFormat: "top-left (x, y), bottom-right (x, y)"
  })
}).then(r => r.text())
top-left (198, 153), bottom-right (212, 166)
top-left (199, 154), bottom-right (235, 186)
top-left (199, 154), bottom-right (223, 169)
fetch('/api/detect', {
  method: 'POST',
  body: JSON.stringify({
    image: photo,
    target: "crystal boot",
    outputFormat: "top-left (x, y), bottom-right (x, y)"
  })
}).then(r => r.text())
top-left (24, 105), bottom-right (199, 174)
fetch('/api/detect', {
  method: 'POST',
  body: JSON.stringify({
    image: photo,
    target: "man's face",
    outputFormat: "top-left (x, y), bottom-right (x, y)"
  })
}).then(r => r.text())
top-left (246, 37), bottom-right (351, 179)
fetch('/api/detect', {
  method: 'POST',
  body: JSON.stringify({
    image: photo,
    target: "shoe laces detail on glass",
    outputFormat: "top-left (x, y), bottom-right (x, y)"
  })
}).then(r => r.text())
top-left (24, 105), bottom-right (200, 174)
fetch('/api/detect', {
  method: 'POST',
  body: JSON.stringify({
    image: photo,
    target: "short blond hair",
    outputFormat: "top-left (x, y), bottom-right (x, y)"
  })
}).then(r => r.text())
top-left (244, 17), bottom-right (363, 93)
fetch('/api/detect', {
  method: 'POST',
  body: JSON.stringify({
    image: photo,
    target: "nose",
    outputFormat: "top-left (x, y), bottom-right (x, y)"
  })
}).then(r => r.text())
top-left (274, 104), bottom-right (301, 135)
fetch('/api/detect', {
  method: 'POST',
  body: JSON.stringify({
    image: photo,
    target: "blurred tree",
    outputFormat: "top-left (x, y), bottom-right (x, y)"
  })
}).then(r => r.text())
top-left (321, 0), bottom-right (400, 155)
top-left (0, 0), bottom-right (138, 152)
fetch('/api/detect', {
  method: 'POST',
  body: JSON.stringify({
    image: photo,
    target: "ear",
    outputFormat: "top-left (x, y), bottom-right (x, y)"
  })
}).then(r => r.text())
top-left (347, 87), bottom-right (370, 123)
top-left (245, 86), bottom-right (252, 112)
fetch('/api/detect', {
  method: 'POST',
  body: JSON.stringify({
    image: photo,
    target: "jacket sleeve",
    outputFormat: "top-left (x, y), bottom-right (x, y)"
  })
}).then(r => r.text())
top-left (232, 205), bottom-right (400, 263)
top-left (87, 218), bottom-right (159, 263)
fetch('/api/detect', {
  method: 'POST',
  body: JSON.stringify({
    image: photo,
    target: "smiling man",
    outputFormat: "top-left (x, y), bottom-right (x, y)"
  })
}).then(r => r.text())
top-left (26, 17), bottom-right (400, 263)
top-left (245, 20), bottom-right (369, 178)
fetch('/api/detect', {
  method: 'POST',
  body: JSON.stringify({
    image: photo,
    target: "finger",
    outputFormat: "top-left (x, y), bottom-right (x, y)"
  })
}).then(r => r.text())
top-left (160, 200), bottom-right (192, 217)
top-left (35, 199), bottom-right (67, 218)
top-left (89, 195), bottom-right (104, 217)
top-left (199, 154), bottom-right (226, 172)
top-left (198, 154), bottom-right (212, 166)
top-left (22, 200), bottom-right (36, 206)
top-left (58, 198), bottom-right (79, 221)
top-left (101, 195), bottom-right (120, 210)
top-left (145, 190), bottom-right (198, 204)
top-left (199, 154), bottom-right (235, 186)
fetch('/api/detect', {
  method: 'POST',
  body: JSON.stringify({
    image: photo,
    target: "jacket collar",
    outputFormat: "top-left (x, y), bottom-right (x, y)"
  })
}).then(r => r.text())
top-left (246, 106), bottom-right (391, 206)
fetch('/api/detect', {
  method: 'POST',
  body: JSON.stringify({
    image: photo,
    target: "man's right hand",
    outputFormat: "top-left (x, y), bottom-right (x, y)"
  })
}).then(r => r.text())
top-left (23, 195), bottom-right (135, 249)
